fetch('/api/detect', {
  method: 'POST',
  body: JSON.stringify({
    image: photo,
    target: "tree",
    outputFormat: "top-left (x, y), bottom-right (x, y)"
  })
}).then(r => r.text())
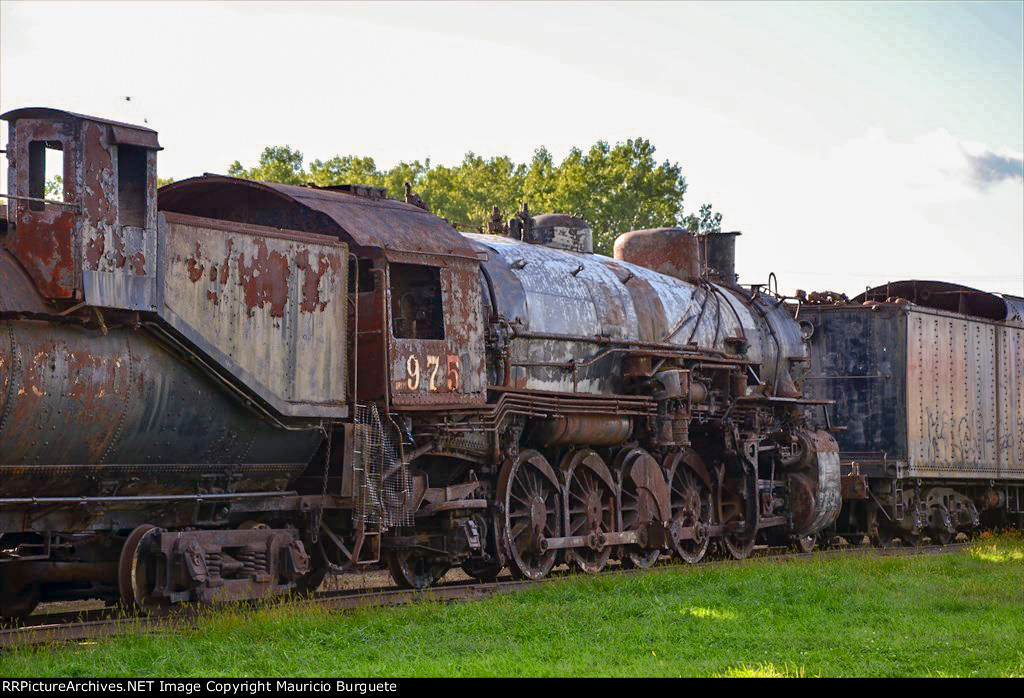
top-left (228, 145), bottom-right (306, 185)
top-left (225, 138), bottom-right (722, 256)
top-left (535, 138), bottom-right (688, 255)
top-left (420, 153), bottom-right (526, 226)
top-left (682, 203), bottom-right (723, 234)
top-left (44, 175), bottom-right (63, 200)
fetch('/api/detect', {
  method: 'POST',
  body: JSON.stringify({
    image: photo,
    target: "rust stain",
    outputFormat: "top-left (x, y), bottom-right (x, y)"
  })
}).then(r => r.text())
top-left (130, 251), bottom-right (146, 276)
top-left (9, 213), bottom-right (77, 298)
top-left (85, 235), bottom-right (105, 270)
top-left (237, 239), bottom-right (290, 317)
top-left (219, 239), bottom-right (233, 285)
top-left (66, 349), bottom-right (120, 410)
top-left (295, 249), bottom-right (338, 313)
top-left (83, 122), bottom-right (116, 226)
top-left (112, 229), bottom-right (127, 269)
top-left (186, 241), bottom-right (205, 283)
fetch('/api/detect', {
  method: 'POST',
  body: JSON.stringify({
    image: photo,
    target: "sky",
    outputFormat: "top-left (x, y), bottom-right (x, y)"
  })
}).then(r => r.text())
top-left (2, 1), bottom-right (1022, 296)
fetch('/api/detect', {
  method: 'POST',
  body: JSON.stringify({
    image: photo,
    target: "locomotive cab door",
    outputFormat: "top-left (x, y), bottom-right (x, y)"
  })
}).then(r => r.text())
top-left (385, 255), bottom-right (487, 408)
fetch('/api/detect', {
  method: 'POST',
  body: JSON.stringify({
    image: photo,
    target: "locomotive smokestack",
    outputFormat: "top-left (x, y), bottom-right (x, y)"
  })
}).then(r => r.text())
top-left (698, 231), bottom-right (741, 285)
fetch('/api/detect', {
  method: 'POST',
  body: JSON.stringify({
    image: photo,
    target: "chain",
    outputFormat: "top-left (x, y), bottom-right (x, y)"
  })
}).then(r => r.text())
top-left (311, 423), bottom-right (333, 544)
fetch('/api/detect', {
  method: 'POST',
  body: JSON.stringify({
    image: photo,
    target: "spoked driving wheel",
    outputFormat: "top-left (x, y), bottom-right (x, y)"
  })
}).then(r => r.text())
top-left (118, 524), bottom-right (165, 611)
top-left (384, 549), bottom-right (449, 589)
top-left (719, 467), bottom-right (757, 560)
top-left (665, 449), bottom-right (713, 564)
top-left (563, 449), bottom-right (617, 575)
top-left (499, 449), bottom-right (562, 580)
top-left (619, 448), bottom-right (666, 569)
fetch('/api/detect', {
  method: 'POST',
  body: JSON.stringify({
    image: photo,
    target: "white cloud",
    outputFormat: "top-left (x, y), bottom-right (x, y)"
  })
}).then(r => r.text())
top-left (693, 127), bottom-right (1024, 297)
top-left (830, 128), bottom-right (1023, 199)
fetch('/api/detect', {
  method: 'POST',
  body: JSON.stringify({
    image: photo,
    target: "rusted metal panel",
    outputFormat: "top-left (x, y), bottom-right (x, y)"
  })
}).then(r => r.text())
top-left (522, 213), bottom-right (593, 253)
top-left (82, 141), bottom-right (160, 310)
top-left (840, 472), bottom-right (869, 499)
top-left (806, 294), bottom-right (1023, 480)
top-left (4, 118), bottom-right (79, 299)
top-left (159, 212), bottom-right (348, 419)
top-left (997, 324), bottom-right (1023, 476)
top-left (1, 108), bottom-right (160, 149)
top-left (857, 279), bottom-right (1024, 327)
top-left (0, 249), bottom-right (50, 313)
top-left (388, 260), bottom-right (486, 406)
top-left (159, 175), bottom-right (478, 259)
top-left (1, 109), bottom-right (163, 306)
top-left (906, 311), bottom-right (1002, 477)
top-left (353, 275), bottom-right (388, 401)
top-left (800, 305), bottom-right (906, 456)
top-left (0, 320), bottom-right (320, 472)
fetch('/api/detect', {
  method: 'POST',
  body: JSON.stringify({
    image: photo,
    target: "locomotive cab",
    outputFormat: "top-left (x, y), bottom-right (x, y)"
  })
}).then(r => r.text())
top-left (1, 108), bottom-right (160, 304)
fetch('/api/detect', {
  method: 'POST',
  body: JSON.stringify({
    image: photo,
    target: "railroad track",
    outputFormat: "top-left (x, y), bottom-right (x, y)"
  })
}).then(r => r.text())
top-left (0, 542), bottom-right (969, 649)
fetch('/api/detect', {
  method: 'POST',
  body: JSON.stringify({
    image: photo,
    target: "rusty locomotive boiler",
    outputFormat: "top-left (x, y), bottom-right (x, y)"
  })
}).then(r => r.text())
top-left (0, 108), bottom-right (842, 616)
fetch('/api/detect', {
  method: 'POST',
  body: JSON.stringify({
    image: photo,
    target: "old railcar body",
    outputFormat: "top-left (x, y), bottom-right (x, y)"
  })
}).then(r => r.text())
top-left (1, 108), bottom-right (841, 615)
top-left (801, 281), bottom-right (1024, 544)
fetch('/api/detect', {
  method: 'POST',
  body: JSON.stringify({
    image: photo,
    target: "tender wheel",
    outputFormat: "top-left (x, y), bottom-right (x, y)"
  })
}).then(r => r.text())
top-left (384, 549), bottom-right (448, 590)
top-left (719, 468), bottom-right (757, 560)
top-left (295, 537), bottom-right (331, 596)
top-left (665, 450), bottom-right (713, 564)
top-left (619, 448), bottom-right (665, 569)
top-left (563, 449), bottom-right (617, 575)
top-left (499, 449), bottom-right (562, 580)
top-left (928, 505), bottom-right (954, 545)
top-left (118, 524), bottom-right (164, 611)
top-left (294, 565), bottom-right (328, 596)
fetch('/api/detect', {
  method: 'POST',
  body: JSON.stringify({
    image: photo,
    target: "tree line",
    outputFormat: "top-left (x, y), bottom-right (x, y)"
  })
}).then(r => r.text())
top-left (225, 138), bottom-right (723, 256)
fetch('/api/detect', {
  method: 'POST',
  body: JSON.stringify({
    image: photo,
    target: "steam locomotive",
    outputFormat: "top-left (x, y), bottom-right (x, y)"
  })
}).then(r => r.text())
top-left (0, 107), bottom-right (1016, 619)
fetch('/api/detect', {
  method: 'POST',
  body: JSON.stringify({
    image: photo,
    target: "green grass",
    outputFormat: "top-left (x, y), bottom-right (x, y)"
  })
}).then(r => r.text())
top-left (2, 536), bottom-right (1022, 677)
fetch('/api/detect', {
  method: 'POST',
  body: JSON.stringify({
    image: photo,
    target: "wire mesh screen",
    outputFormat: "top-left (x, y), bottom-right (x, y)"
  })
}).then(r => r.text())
top-left (353, 402), bottom-right (414, 529)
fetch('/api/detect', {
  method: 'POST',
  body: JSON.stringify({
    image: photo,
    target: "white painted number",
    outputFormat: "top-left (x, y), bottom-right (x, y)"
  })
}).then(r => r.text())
top-left (447, 354), bottom-right (461, 391)
top-left (403, 353), bottom-right (461, 392)
top-left (427, 355), bottom-right (440, 392)
top-left (406, 355), bottom-right (420, 391)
